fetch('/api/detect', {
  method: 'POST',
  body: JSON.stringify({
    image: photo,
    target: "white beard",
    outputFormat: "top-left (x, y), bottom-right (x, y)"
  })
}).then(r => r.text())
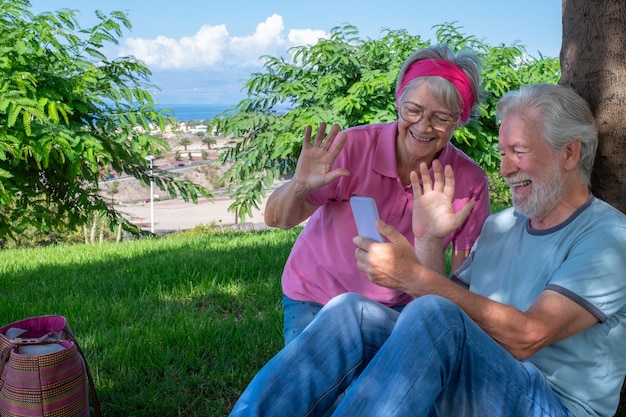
top-left (510, 162), bottom-right (564, 219)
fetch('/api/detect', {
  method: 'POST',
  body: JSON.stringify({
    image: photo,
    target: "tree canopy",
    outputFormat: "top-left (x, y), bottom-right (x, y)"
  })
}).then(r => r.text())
top-left (0, 2), bottom-right (562, 238)
top-left (213, 23), bottom-right (560, 219)
top-left (0, 0), bottom-right (210, 239)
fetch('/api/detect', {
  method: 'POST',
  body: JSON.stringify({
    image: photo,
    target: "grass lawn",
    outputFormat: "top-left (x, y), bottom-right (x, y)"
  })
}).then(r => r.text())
top-left (1, 226), bottom-right (624, 416)
top-left (0, 228), bottom-right (300, 416)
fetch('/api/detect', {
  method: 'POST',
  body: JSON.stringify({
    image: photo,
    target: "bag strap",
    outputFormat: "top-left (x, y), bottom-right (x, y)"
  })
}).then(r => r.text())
top-left (63, 326), bottom-right (102, 417)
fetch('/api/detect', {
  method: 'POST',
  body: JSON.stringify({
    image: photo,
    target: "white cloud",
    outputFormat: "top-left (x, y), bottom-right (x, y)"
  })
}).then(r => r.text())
top-left (119, 14), bottom-right (329, 71)
top-left (229, 14), bottom-right (287, 66)
top-left (288, 28), bottom-right (329, 48)
top-left (120, 24), bottom-right (229, 70)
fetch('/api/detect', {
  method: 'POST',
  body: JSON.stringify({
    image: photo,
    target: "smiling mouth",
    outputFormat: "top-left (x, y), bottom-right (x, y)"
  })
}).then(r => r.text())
top-left (410, 130), bottom-right (436, 143)
top-left (508, 179), bottom-right (531, 188)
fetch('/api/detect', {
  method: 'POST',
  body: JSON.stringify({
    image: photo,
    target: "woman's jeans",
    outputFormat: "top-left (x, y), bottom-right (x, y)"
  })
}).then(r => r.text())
top-left (232, 293), bottom-right (574, 417)
top-left (282, 295), bottom-right (324, 345)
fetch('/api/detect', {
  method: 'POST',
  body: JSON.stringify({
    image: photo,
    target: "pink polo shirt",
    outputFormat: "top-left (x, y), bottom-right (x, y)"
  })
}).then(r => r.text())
top-left (282, 121), bottom-right (490, 306)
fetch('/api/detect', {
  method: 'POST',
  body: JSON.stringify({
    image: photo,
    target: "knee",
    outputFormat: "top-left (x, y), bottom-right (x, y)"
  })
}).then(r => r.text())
top-left (322, 293), bottom-right (399, 328)
top-left (331, 292), bottom-right (370, 304)
top-left (402, 295), bottom-right (464, 323)
top-left (326, 292), bottom-right (372, 309)
top-left (296, 293), bottom-right (374, 341)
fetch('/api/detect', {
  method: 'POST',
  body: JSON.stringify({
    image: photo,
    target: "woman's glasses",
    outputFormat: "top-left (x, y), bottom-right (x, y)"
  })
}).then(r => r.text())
top-left (399, 102), bottom-right (458, 132)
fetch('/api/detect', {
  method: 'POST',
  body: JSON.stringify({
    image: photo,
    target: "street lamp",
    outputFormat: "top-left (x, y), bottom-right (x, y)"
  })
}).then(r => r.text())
top-left (145, 155), bottom-right (155, 233)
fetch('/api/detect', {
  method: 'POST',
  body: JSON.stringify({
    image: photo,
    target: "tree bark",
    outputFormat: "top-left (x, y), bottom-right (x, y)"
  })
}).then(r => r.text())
top-left (560, 0), bottom-right (626, 213)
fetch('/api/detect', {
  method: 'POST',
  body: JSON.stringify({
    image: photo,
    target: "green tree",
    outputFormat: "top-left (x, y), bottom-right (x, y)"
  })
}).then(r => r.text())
top-left (201, 134), bottom-right (216, 150)
top-left (213, 23), bottom-right (560, 221)
top-left (178, 136), bottom-right (192, 151)
top-left (0, 0), bottom-right (210, 238)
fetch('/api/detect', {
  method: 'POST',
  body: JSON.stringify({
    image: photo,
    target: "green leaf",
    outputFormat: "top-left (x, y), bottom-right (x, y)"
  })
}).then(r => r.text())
top-left (0, 2), bottom-right (209, 238)
top-left (212, 23), bottom-right (559, 216)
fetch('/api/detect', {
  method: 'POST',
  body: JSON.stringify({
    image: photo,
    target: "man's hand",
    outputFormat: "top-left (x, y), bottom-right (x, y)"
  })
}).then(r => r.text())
top-left (353, 220), bottom-right (423, 294)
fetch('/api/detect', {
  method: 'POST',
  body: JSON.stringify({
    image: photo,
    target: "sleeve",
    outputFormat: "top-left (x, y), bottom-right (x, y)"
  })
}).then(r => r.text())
top-left (548, 224), bottom-right (626, 319)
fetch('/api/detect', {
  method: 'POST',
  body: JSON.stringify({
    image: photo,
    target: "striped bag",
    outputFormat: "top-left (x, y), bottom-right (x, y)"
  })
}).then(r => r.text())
top-left (0, 315), bottom-right (101, 417)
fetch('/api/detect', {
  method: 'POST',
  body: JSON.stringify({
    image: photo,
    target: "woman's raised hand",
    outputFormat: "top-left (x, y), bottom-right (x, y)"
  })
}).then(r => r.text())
top-left (292, 123), bottom-right (350, 192)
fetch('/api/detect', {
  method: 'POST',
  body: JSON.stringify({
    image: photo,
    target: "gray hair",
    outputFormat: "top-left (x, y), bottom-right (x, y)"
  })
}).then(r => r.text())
top-left (395, 45), bottom-right (484, 126)
top-left (496, 83), bottom-right (598, 186)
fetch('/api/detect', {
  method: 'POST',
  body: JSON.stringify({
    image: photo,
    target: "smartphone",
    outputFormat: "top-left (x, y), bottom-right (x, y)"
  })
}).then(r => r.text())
top-left (350, 196), bottom-right (384, 242)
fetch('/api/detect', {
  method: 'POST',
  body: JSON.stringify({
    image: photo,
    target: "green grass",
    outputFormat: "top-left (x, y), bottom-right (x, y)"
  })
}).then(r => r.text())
top-left (0, 228), bottom-right (300, 416)
top-left (1, 227), bottom-right (624, 417)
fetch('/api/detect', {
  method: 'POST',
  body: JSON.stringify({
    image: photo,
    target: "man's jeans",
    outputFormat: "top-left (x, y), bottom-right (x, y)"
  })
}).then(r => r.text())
top-left (282, 294), bottom-right (405, 345)
top-left (231, 293), bottom-right (574, 417)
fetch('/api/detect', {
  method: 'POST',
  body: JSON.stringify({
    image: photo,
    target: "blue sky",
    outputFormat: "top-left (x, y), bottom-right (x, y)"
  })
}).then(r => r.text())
top-left (30, 0), bottom-right (562, 105)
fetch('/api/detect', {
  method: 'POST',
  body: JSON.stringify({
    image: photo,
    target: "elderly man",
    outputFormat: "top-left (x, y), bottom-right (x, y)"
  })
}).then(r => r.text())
top-left (230, 84), bottom-right (626, 417)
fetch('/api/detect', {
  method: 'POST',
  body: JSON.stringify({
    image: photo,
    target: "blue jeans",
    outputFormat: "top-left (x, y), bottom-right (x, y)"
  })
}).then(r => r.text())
top-left (231, 293), bottom-right (574, 417)
top-left (282, 294), bottom-right (405, 345)
top-left (282, 295), bottom-right (324, 345)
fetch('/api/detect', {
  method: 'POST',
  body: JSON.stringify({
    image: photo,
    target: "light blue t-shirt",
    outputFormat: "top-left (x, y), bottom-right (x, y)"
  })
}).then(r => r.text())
top-left (453, 195), bottom-right (626, 417)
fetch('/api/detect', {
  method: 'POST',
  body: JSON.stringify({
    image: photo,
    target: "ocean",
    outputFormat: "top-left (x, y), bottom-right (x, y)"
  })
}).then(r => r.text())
top-left (157, 103), bottom-right (293, 121)
top-left (156, 104), bottom-right (235, 121)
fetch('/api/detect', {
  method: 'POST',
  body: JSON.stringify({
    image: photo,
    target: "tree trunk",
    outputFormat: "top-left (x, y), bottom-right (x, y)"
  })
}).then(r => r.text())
top-left (560, 0), bottom-right (626, 213)
top-left (561, 2), bottom-right (626, 412)
top-left (90, 215), bottom-right (97, 244)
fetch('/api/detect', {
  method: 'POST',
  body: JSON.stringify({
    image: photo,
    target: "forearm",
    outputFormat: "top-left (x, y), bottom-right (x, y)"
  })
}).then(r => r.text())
top-left (402, 265), bottom-right (539, 359)
top-left (440, 286), bottom-right (531, 357)
top-left (413, 237), bottom-right (445, 275)
top-left (264, 180), bottom-right (316, 229)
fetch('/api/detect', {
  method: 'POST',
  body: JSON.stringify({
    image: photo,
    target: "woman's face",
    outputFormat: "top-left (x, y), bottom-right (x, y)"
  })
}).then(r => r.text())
top-left (396, 82), bottom-right (457, 165)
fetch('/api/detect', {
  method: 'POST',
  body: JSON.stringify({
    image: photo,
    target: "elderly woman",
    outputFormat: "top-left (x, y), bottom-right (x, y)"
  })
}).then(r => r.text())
top-left (264, 45), bottom-right (490, 344)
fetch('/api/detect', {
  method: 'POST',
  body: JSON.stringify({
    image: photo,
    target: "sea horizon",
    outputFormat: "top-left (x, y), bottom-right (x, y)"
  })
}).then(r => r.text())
top-left (155, 102), bottom-right (292, 122)
top-left (156, 103), bottom-right (236, 122)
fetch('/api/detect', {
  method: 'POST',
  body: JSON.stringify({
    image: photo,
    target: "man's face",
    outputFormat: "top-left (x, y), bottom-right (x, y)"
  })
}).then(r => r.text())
top-left (498, 113), bottom-right (564, 219)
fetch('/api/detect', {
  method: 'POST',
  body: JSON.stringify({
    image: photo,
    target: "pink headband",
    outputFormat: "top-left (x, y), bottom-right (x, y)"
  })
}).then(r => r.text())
top-left (397, 58), bottom-right (475, 123)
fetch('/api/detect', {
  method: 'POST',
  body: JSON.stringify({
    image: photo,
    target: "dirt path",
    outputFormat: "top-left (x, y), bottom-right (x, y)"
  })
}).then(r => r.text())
top-left (103, 135), bottom-right (285, 233)
top-left (116, 194), bottom-right (271, 233)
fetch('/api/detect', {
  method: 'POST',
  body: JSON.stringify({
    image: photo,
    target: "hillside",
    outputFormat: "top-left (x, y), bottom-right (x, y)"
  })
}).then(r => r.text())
top-left (99, 133), bottom-right (231, 204)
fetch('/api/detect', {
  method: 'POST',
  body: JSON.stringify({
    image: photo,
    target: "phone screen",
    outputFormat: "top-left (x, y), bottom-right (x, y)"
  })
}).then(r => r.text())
top-left (350, 196), bottom-right (384, 242)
